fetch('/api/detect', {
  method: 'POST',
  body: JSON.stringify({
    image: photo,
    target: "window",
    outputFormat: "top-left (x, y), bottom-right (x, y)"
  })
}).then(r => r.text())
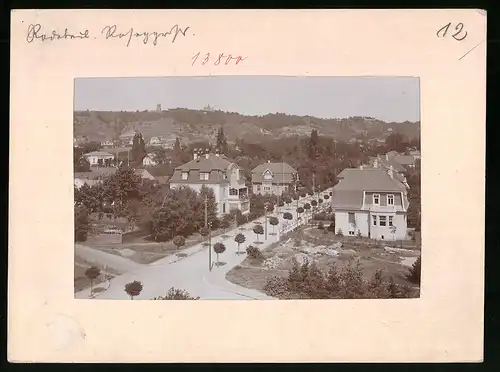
top-left (379, 216), bottom-right (387, 226)
top-left (264, 186), bottom-right (271, 191)
top-left (372, 215), bottom-right (377, 226)
top-left (373, 194), bottom-right (380, 205)
top-left (200, 172), bottom-right (209, 181)
top-left (257, 185), bottom-right (261, 192)
top-left (229, 188), bottom-right (238, 196)
top-left (349, 231), bottom-right (355, 236)
top-left (389, 216), bottom-right (393, 227)
top-left (284, 185), bottom-right (288, 191)
top-left (181, 172), bottom-right (188, 180)
top-left (387, 194), bottom-right (394, 206)
top-left (263, 171), bottom-right (272, 180)
top-left (348, 212), bottom-right (355, 224)
top-left (223, 203), bottom-right (226, 213)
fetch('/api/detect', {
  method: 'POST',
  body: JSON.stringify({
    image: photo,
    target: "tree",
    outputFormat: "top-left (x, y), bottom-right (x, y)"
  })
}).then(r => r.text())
top-left (278, 200), bottom-right (285, 207)
top-left (318, 198), bottom-right (323, 204)
top-left (131, 132), bottom-right (147, 165)
top-left (296, 207), bottom-right (304, 221)
top-left (269, 216), bottom-right (279, 235)
top-left (311, 200), bottom-right (318, 208)
top-left (220, 214), bottom-right (232, 232)
top-left (234, 233), bottom-right (246, 254)
top-left (283, 212), bottom-right (293, 221)
top-left (324, 194), bottom-right (330, 200)
top-left (152, 287), bottom-right (200, 300)
top-left (213, 242), bottom-right (226, 264)
top-left (292, 194), bottom-right (300, 201)
top-left (85, 266), bottom-right (101, 295)
top-left (124, 280), bottom-right (143, 299)
top-left (75, 205), bottom-right (90, 242)
top-left (304, 203), bottom-right (311, 214)
top-left (253, 224), bottom-right (264, 243)
top-left (216, 126), bottom-right (228, 155)
top-left (318, 221), bottom-right (324, 230)
top-left (405, 256), bottom-right (421, 285)
top-left (173, 235), bottom-right (186, 250)
top-left (152, 148), bottom-right (169, 164)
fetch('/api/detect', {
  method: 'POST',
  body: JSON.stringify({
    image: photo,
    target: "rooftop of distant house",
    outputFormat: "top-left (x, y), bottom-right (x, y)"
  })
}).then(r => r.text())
top-left (251, 162), bottom-right (297, 184)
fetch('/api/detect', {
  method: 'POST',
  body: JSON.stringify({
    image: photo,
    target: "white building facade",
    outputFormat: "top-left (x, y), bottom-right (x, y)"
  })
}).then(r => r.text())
top-left (169, 153), bottom-right (249, 217)
top-left (331, 168), bottom-right (409, 241)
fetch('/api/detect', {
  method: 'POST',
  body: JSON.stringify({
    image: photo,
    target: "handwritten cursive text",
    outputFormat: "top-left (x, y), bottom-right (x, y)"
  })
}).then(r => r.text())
top-left (26, 23), bottom-right (90, 43)
top-left (101, 24), bottom-right (191, 47)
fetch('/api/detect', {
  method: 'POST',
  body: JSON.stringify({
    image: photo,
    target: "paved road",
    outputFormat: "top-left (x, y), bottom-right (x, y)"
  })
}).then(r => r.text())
top-left (75, 189), bottom-right (333, 300)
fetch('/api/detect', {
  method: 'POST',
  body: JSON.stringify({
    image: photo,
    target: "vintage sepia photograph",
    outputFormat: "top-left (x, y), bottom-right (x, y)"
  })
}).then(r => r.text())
top-left (73, 76), bottom-right (421, 300)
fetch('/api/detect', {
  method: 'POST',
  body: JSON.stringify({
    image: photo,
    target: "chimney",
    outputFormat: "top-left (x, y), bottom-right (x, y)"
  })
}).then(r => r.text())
top-left (385, 154), bottom-right (389, 161)
top-left (193, 153), bottom-right (198, 160)
top-left (388, 164), bottom-right (394, 178)
top-left (205, 153), bottom-right (210, 159)
top-left (360, 165), bottom-right (363, 170)
top-left (373, 159), bottom-right (378, 168)
top-left (267, 160), bottom-right (270, 163)
top-left (215, 152), bottom-right (220, 157)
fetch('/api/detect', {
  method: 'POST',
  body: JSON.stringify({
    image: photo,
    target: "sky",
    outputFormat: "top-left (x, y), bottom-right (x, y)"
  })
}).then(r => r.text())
top-left (74, 76), bottom-right (420, 123)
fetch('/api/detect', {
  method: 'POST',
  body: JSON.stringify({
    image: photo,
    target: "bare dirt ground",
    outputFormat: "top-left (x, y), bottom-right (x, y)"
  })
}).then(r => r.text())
top-left (226, 226), bottom-right (421, 293)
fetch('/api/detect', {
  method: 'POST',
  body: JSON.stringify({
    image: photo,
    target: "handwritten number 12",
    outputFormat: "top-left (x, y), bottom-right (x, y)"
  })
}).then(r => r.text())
top-left (437, 22), bottom-right (467, 41)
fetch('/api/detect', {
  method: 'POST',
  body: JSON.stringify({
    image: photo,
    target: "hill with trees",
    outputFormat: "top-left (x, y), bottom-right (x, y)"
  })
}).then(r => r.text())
top-left (74, 108), bottom-right (420, 144)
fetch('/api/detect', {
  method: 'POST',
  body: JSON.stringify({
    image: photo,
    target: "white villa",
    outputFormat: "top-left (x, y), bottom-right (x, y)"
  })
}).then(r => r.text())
top-left (251, 161), bottom-right (298, 196)
top-left (169, 152), bottom-right (249, 217)
top-left (331, 167), bottom-right (409, 241)
top-left (83, 151), bottom-right (115, 167)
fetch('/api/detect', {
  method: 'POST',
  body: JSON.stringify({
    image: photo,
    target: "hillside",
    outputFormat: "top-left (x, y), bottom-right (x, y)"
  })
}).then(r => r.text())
top-left (73, 109), bottom-right (420, 144)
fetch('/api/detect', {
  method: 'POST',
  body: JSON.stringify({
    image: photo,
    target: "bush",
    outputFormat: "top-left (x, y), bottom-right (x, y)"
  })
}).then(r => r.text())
top-left (246, 245), bottom-right (264, 260)
top-left (405, 256), bottom-right (421, 285)
top-left (263, 276), bottom-right (292, 298)
top-left (327, 222), bottom-right (335, 232)
top-left (264, 260), bottom-right (417, 299)
top-left (317, 221), bottom-right (324, 230)
top-left (336, 228), bottom-right (343, 237)
top-left (152, 287), bottom-right (200, 300)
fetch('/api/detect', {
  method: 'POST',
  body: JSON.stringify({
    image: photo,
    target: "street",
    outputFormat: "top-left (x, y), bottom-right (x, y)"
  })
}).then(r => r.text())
top-left (75, 189), bottom-right (332, 300)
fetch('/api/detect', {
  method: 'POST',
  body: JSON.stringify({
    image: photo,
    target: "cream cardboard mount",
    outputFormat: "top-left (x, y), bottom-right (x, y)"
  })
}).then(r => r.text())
top-left (9, 9), bottom-right (485, 363)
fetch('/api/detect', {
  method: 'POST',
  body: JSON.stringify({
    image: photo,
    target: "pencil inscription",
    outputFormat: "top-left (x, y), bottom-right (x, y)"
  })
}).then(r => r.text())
top-left (24, 23), bottom-right (192, 46)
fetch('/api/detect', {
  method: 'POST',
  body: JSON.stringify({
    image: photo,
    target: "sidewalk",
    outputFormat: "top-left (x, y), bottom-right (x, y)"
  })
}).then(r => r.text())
top-left (75, 188), bottom-right (332, 300)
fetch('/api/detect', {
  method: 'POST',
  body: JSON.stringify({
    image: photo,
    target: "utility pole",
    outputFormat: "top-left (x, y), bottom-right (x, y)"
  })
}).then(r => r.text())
top-left (264, 204), bottom-right (268, 240)
top-left (204, 196), bottom-right (208, 228)
top-left (204, 197), bottom-right (212, 271)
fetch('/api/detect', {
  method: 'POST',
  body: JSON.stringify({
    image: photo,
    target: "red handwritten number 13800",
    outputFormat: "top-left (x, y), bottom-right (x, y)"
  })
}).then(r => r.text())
top-left (191, 52), bottom-right (247, 66)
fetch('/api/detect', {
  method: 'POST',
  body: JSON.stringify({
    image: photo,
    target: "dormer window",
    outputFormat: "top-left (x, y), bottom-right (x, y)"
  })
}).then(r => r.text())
top-left (373, 194), bottom-right (380, 205)
top-left (387, 194), bottom-right (394, 206)
top-left (263, 170), bottom-right (273, 180)
top-left (181, 172), bottom-right (188, 180)
top-left (200, 172), bottom-right (209, 181)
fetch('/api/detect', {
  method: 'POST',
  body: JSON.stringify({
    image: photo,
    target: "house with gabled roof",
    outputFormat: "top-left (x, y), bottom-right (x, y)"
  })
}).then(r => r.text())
top-left (169, 152), bottom-right (249, 217)
top-left (251, 161), bottom-right (298, 196)
top-left (331, 168), bottom-right (409, 241)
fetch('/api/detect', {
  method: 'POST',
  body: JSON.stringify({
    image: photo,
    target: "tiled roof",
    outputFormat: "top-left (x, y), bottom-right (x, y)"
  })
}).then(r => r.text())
top-left (392, 155), bottom-right (416, 166)
top-left (251, 162), bottom-right (297, 184)
top-left (74, 168), bottom-right (118, 179)
top-left (332, 169), bottom-right (407, 210)
top-left (336, 169), bottom-right (406, 192)
top-left (170, 154), bottom-right (237, 184)
top-left (83, 151), bottom-right (115, 157)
